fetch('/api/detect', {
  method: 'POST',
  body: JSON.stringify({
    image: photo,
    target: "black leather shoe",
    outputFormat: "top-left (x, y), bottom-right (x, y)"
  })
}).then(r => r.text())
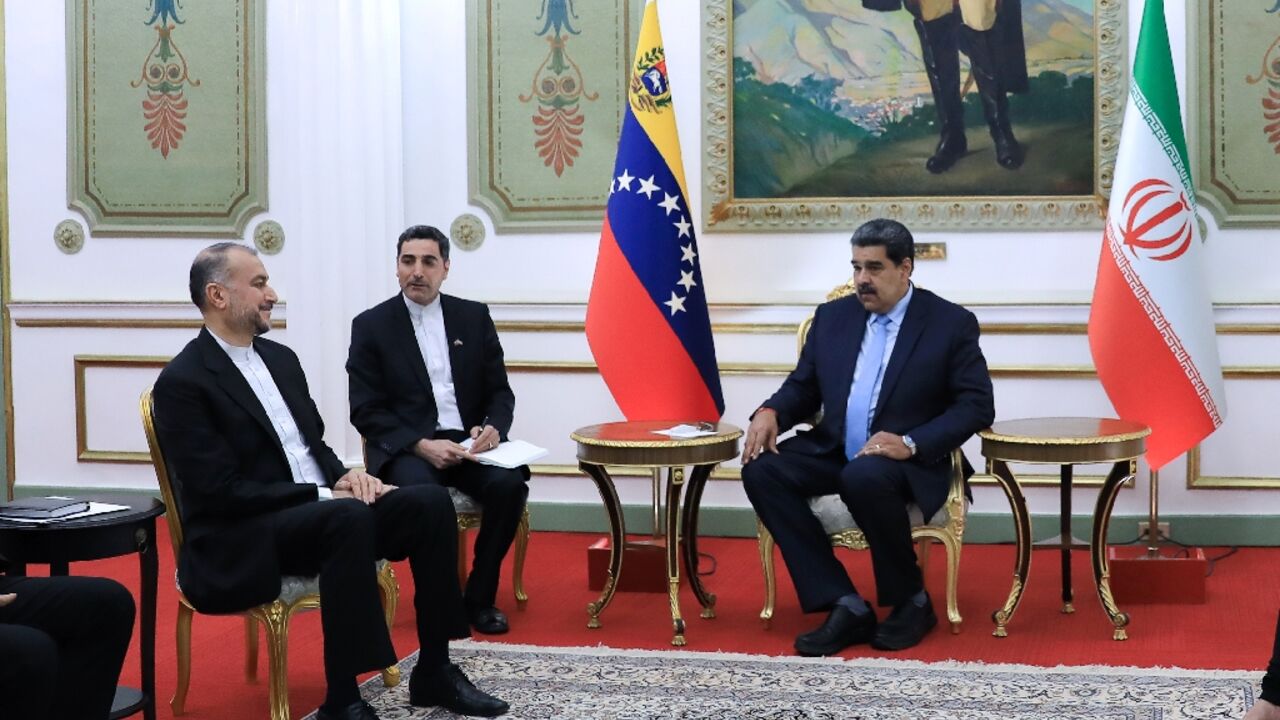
top-left (410, 663), bottom-right (509, 717)
top-left (871, 593), bottom-right (938, 651)
top-left (316, 699), bottom-right (379, 720)
top-left (793, 605), bottom-right (877, 657)
top-left (468, 604), bottom-right (510, 635)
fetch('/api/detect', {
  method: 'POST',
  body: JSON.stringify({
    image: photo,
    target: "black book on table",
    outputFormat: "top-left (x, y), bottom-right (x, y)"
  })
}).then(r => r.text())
top-left (0, 497), bottom-right (90, 520)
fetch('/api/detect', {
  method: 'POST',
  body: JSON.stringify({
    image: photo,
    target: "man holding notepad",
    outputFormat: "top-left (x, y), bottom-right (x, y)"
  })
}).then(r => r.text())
top-left (347, 224), bottom-right (530, 636)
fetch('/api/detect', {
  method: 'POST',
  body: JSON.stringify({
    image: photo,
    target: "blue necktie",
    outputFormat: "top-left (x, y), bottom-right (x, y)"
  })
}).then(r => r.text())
top-left (845, 314), bottom-right (891, 460)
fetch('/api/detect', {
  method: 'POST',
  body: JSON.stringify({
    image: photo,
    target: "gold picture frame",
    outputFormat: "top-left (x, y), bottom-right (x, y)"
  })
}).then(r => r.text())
top-left (700, 0), bottom-right (1126, 232)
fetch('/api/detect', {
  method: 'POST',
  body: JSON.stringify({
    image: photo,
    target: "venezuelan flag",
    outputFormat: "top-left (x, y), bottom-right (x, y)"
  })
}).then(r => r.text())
top-left (585, 0), bottom-right (724, 422)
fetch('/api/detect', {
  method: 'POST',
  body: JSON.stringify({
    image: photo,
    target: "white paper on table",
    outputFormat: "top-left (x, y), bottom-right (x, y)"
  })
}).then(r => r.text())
top-left (459, 438), bottom-right (548, 469)
top-left (0, 502), bottom-right (131, 525)
top-left (652, 424), bottom-right (717, 439)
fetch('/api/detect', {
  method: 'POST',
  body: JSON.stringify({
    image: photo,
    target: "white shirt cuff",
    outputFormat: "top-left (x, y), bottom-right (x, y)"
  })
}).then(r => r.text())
top-left (316, 486), bottom-right (333, 500)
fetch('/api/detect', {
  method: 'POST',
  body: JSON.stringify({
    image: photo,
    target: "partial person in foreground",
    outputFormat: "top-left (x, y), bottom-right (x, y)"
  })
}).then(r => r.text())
top-left (1246, 610), bottom-right (1280, 720)
top-left (348, 224), bottom-right (529, 635)
top-left (0, 555), bottom-right (135, 719)
top-left (742, 218), bottom-right (994, 656)
top-left (152, 243), bottom-right (508, 719)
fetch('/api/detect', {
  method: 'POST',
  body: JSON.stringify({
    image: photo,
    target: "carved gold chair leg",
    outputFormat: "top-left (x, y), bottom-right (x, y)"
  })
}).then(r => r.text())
top-left (255, 601), bottom-right (293, 720)
top-left (244, 616), bottom-right (259, 681)
top-left (757, 520), bottom-right (777, 627)
top-left (513, 507), bottom-right (530, 607)
top-left (376, 564), bottom-right (402, 687)
top-left (937, 531), bottom-right (964, 634)
top-left (173, 601), bottom-right (194, 715)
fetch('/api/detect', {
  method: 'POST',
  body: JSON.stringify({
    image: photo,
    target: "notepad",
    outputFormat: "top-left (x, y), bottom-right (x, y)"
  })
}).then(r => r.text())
top-left (0, 501), bottom-right (130, 525)
top-left (0, 496), bottom-right (90, 520)
top-left (652, 424), bottom-right (718, 439)
top-left (460, 438), bottom-right (548, 469)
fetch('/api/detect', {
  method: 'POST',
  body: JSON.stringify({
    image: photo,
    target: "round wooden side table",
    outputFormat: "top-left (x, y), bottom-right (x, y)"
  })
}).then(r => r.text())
top-left (570, 421), bottom-right (742, 646)
top-left (979, 417), bottom-right (1149, 640)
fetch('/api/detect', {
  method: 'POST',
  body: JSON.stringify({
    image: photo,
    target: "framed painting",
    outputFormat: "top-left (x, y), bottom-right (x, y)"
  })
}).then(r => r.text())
top-left (702, 0), bottom-right (1126, 231)
top-left (1189, 0), bottom-right (1280, 228)
top-left (67, 0), bottom-right (266, 237)
top-left (468, 0), bottom-right (643, 233)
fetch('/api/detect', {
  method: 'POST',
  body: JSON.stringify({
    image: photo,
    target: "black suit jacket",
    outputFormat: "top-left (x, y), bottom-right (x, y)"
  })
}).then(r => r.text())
top-left (762, 288), bottom-right (995, 519)
top-left (347, 293), bottom-right (517, 477)
top-left (153, 328), bottom-right (347, 613)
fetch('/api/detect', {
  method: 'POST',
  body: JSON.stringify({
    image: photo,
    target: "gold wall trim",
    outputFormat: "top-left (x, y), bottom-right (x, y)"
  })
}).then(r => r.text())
top-left (10, 318), bottom-right (1271, 336)
top-left (74, 355), bottom-right (170, 464)
top-left (529, 463), bottom-right (1108, 488)
top-left (494, 321), bottom-right (1280, 337)
top-left (496, 320), bottom-right (801, 335)
top-left (1187, 367), bottom-right (1280, 489)
top-left (17, 318), bottom-right (284, 329)
top-left (530, 463), bottom-right (741, 481)
top-left (1, 0), bottom-right (10, 498)
top-left (7, 299), bottom-right (288, 307)
top-left (510, 362), bottom-right (1105, 378)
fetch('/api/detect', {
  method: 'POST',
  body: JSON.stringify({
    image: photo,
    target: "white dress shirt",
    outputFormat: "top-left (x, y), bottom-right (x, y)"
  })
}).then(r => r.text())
top-left (211, 330), bottom-right (332, 498)
top-left (403, 294), bottom-right (465, 431)
top-left (849, 283), bottom-right (914, 438)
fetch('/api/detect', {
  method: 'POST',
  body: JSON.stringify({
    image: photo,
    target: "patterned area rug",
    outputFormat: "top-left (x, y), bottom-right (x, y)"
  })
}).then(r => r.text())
top-left (305, 641), bottom-right (1262, 719)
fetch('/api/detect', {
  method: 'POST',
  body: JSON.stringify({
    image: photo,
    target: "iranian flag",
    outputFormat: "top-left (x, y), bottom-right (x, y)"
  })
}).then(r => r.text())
top-left (1088, 0), bottom-right (1226, 470)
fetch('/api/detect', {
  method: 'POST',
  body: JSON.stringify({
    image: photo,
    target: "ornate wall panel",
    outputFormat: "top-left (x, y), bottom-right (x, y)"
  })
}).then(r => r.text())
top-left (467, 0), bottom-right (642, 231)
top-left (67, 0), bottom-right (266, 236)
top-left (1190, 1), bottom-right (1280, 227)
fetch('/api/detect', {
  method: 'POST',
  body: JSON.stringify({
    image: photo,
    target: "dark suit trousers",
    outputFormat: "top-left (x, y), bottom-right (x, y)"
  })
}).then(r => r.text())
top-left (382, 446), bottom-right (529, 609)
top-left (0, 575), bottom-right (135, 719)
top-left (1263, 609), bottom-right (1280, 705)
top-left (742, 447), bottom-right (923, 612)
top-left (269, 485), bottom-right (470, 680)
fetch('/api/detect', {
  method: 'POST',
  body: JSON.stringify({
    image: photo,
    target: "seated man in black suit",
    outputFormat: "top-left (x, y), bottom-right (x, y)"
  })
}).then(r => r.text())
top-left (742, 219), bottom-right (994, 656)
top-left (0, 557), bottom-right (135, 719)
top-left (347, 225), bottom-right (529, 635)
top-left (152, 242), bottom-right (508, 719)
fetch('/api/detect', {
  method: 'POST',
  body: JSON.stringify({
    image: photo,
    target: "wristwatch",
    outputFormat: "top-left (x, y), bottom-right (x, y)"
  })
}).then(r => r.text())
top-left (902, 435), bottom-right (917, 457)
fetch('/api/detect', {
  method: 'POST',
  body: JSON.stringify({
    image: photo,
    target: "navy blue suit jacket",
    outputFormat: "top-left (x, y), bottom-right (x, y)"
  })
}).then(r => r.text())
top-left (762, 287), bottom-right (995, 519)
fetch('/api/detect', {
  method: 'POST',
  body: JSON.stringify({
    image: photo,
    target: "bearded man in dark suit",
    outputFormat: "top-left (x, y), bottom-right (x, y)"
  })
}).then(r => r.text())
top-left (742, 219), bottom-right (995, 656)
top-left (152, 243), bottom-right (508, 719)
top-left (347, 225), bottom-right (529, 636)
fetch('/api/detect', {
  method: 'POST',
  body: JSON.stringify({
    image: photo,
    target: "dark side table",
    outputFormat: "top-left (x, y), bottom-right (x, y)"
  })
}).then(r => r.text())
top-left (0, 492), bottom-right (165, 720)
top-left (979, 418), bottom-right (1149, 641)
top-left (571, 421), bottom-right (742, 646)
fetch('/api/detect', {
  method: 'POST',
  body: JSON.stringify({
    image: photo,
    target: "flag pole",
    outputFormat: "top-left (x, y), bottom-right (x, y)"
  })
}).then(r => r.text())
top-left (1146, 468), bottom-right (1160, 557)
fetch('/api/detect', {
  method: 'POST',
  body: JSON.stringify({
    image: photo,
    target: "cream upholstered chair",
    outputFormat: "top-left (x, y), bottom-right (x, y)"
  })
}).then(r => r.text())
top-left (359, 438), bottom-right (530, 607)
top-left (757, 281), bottom-right (970, 633)
top-left (141, 389), bottom-right (401, 720)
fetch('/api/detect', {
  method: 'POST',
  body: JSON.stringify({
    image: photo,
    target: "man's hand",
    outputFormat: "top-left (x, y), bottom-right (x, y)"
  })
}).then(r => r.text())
top-left (742, 408), bottom-right (780, 464)
top-left (414, 438), bottom-right (470, 470)
top-left (855, 431), bottom-right (911, 461)
top-left (0, 593), bottom-right (16, 608)
top-left (334, 469), bottom-right (390, 504)
top-left (469, 424), bottom-right (501, 455)
top-left (1245, 698), bottom-right (1280, 720)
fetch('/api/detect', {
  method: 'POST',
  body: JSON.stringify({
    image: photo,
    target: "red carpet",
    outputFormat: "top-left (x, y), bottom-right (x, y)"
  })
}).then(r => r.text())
top-left (57, 521), bottom-right (1278, 719)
